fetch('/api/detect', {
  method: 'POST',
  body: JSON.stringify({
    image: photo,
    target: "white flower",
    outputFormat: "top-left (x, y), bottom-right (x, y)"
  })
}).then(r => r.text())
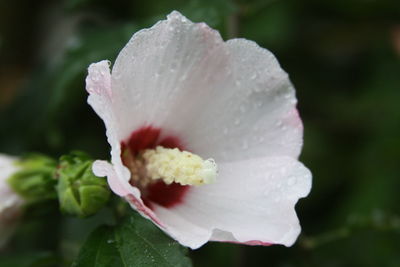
top-left (86, 11), bottom-right (312, 249)
top-left (0, 154), bottom-right (24, 249)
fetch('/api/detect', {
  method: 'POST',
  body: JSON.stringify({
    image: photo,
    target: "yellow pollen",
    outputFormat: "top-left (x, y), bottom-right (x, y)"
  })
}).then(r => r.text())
top-left (142, 146), bottom-right (217, 186)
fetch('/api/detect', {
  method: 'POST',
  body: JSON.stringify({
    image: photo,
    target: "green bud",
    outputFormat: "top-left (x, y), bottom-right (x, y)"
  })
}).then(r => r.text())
top-left (8, 154), bottom-right (57, 204)
top-left (56, 152), bottom-right (110, 218)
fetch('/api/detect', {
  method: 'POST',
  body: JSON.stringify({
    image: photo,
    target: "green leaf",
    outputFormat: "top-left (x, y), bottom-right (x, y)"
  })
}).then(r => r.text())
top-left (0, 251), bottom-right (57, 267)
top-left (73, 212), bottom-right (192, 267)
top-left (71, 226), bottom-right (123, 267)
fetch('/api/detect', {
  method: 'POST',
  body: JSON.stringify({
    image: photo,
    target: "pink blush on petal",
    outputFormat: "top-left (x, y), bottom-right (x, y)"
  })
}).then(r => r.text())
top-left (285, 108), bottom-right (303, 130)
top-left (126, 194), bottom-right (165, 227)
top-left (214, 239), bottom-right (272, 246)
top-left (241, 240), bottom-right (272, 246)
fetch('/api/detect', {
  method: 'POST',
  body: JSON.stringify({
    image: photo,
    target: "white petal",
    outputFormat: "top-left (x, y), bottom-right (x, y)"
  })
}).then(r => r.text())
top-left (87, 11), bottom-right (235, 207)
top-left (98, 11), bottom-right (301, 163)
top-left (150, 157), bottom-right (311, 249)
top-left (92, 160), bottom-right (166, 228)
top-left (108, 11), bottom-right (232, 141)
top-left (0, 154), bottom-right (24, 248)
top-left (86, 60), bottom-right (121, 146)
top-left (92, 160), bottom-right (127, 197)
top-left (179, 38), bottom-right (303, 162)
top-left (0, 155), bottom-right (23, 213)
top-left (86, 61), bottom-right (133, 197)
top-left (88, 11), bottom-right (302, 161)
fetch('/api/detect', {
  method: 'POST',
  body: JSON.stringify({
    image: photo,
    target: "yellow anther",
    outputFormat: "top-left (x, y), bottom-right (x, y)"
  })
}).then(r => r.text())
top-left (142, 146), bottom-right (217, 186)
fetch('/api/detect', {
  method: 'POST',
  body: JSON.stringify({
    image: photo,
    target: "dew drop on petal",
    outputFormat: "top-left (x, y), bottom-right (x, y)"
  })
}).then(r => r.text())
top-left (179, 74), bottom-right (187, 81)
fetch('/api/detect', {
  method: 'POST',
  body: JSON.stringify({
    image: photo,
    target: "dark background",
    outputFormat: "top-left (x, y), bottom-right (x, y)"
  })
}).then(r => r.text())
top-left (1, 0), bottom-right (399, 266)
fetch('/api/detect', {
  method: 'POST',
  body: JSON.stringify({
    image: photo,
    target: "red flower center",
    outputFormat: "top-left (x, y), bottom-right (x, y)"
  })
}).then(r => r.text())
top-left (121, 126), bottom-right (189, 209)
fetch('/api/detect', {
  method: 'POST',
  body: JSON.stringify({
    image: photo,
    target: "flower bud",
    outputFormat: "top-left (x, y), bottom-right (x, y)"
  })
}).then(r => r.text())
top-left (0, 154), bottom-right (24, 248)
top-left (7, 154), bottom-right (57, 204)
top-left (56, 152), bottom-right (110, 218)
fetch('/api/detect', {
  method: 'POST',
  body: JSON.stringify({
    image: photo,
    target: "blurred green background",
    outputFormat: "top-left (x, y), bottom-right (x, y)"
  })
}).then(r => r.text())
top-left (1, 0), bottom-right (399, 266)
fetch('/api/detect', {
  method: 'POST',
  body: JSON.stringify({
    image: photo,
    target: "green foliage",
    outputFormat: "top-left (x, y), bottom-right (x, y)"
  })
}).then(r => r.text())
top-left (0, 251), bottom-right (57, 267)
top-left (8, 155), bottom-right (57, 204)
top-left (56, 152), bottom-right (110, 218)
top-left (0, 23), bottom-right (137, 157)
top-left (72, 212), bottom-right (192, 267)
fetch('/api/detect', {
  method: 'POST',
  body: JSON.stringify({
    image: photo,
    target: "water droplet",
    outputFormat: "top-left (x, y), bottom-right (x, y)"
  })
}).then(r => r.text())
top-left (223, 128), bottom-right (229, 135)
top-left (258, 137), bottom-right (265, 143)
top-left (179, 74), bottom-right (187, 81)
top-left (234, 118), bottom-right (240, 125)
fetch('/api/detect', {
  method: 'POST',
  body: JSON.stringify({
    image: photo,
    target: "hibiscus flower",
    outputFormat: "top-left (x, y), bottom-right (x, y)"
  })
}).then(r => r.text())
top-left (0, 154), bottom-right (24, 248)
top-left (86, 11), bottom-right (312, 249)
